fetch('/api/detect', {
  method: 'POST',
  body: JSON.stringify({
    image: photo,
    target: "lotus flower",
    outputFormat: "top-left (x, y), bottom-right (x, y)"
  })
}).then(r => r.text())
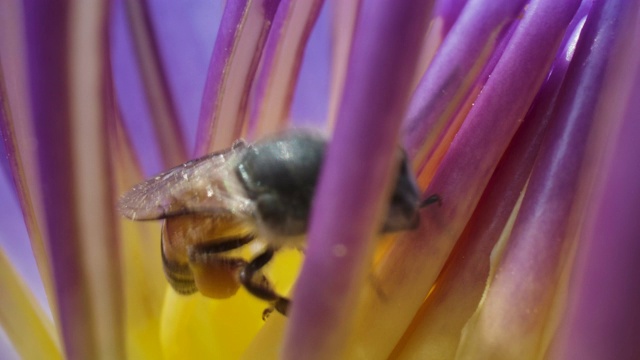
top-left (1, 0), bottom-right (639, 359)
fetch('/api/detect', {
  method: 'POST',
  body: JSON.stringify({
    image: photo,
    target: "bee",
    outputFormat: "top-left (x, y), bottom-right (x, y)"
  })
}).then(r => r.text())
top-left (118, 131), bottom-right (440, 316)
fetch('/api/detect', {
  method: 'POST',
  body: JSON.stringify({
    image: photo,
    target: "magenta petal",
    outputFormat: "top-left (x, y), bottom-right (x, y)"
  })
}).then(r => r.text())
top-left (391, 14), bottom-right (584, 356)
top-left (194, 0), bottom-right (281, 154)
top-left (404, 0), bottom-right (528, 167)
top-left (433, 0), bottom-right (468, 35)
top-left (122, 0), bottom-right (189, 168)
top-left (347, 0), bottom-right (580, 357)
top-left (457, 0), bottom-right (637, 356)
top-left (290, 4), bottom-right (330, 128)
top-left (553, 68), bottom-right (640, 359)
top-left (0, 142), bottom-right (10, 185)
top-left (0, 0), bottom-right (58, 319)
top-left (24, 2), bottom-right (124, 358)
top-left (144, 0), bottom-right (220, 151)
top-left (0, 173), bottom-right (48, 315)
top-left (284, 1), bottom-right (435, 358)
top-left (111, 0), bottom-right (165, 176)
top-left (248, 0), bottom-right (325, 136)
top-left (550, 2), bottom-right (640, 359)
top-left (112, 0), bottom-right (220, 172)
top-left (424, 0), bottom-right (580, 220)
top-left (0, 84), bottom-right (15, 199)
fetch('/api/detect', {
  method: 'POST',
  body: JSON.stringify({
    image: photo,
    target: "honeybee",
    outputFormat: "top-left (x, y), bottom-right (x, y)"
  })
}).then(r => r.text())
top-left (118, 131), bottom-right (439, 316)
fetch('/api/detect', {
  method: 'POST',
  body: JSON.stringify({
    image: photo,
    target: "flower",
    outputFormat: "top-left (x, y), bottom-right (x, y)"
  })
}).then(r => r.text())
top-left (1, 0), bottom-right (639, 359)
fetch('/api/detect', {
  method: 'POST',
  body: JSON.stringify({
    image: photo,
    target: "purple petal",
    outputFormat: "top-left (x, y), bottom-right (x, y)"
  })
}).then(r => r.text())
top-left (457, 0), bottom-right (636, 356)
top-left (283, 1), bottom-right (435, 358)
top-left (346, 0), bottom-right (580, 357)
top-left (247, 0), bottom-right (325, 137)
top-left (0, 328), bottom-right (18, 360)
top-left (411, 0), bottom-right (472, 91)
top-left (391, 11), bottom-right (585, 357)
top-left (325, 0), bottom-right (360, 128)
top-left (0, 0), bottom-right (56, 313)
top-left (144, 0), bottom-right (220, 152)
top-left (404, 0), bottom-right (528, 170)
top-left (111, 0), bottom-right (165, 176)
top-left (121, 0), bottom-right (189, 167)
top-left (0, 132), bottom-right (10, 184)
top-left (433, 0), bottom-right (468, 35)
top-left (0, 172), bottom-right (49, 316)
top-left (290, 3), bottom-right (330, 128)
top-left (550, 3), bottom-right (640, 359)
top-left (24, 1), bottom-right (124, 357)
top-left (194, 0), bottom-right (282, 155)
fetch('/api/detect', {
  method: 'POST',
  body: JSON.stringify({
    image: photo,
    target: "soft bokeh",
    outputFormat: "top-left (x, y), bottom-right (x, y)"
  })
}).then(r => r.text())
top-left (1, 0), bottom-right (639, 359)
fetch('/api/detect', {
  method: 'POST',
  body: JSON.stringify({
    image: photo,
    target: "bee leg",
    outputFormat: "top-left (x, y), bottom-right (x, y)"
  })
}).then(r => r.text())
top-left (420, 194), bottom-right (442, 207)
top-left (261, 298), bottom-right (290, 320)
top-left (239, 248), bottom-right (290, 316)
top-left (185, 235), bottom-right (258, 299)
top-left (189, 233), bottom-right (256, 255)
top-left (187, 250), bottom-right (247, 271)
top-left (274, 297), bottom-right (290, 315)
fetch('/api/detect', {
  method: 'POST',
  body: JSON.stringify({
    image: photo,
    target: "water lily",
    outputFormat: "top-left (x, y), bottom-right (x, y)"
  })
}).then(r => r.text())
top-left (1, 0), bottom-right (639, 359)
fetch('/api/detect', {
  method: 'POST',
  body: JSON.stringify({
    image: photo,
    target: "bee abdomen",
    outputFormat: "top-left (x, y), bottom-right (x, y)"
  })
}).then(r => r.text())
top-left (161, 246), bottom-right (197, 295)
top-left (166, 275), bottom-right (198, 295)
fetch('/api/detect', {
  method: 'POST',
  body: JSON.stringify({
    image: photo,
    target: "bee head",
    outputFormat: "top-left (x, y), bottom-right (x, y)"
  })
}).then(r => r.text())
top-left (235, 131), bottom-right (326, 236)
top-left (382, 151), bottom-right (421, 232)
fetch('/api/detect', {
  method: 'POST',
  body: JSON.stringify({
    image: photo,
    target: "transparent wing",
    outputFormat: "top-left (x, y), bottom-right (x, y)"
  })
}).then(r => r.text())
top-left (118, 141), bottom-right (254, 220)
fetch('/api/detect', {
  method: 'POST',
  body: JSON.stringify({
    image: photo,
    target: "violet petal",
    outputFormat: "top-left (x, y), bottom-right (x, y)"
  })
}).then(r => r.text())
top-left (284, 1), bottom-right (435, 358)
top-left (346, 0), bottom-right (580, 357)
top-left (0, 0), bottom-right (56, 311)
top-left (403, 0), bottom-right (528, 170)
top-left (24, 1), bottom-right (125, 357)
top-left (290, 3), bottom-right (330, 128)
top-left (111, 0), bottom-right (165, 176)
top-left (144, 0), bottom-right (219, 151)
top-left (123, 0), bottom-right (188, 167)
top-left (0, 329), bottom-right (18, 360)
top-left (326, 0), bottom-right (360, 127)
top-left (0, 56), bottom-right (49, 304)
top-left (0, 172), bottom-right (49, 316)
top-left (457, 0), bottom-right (636, 357)
top-left (391, 11), bottom-right (585, 357)
top-left (433, 0), bottom-right (469, 36)
top-left (194, 0), bottom-right (282, 155)
top-left (549, 2), bottom-right (640, 359)
top-left (248, 0), bottom-right (325, 137)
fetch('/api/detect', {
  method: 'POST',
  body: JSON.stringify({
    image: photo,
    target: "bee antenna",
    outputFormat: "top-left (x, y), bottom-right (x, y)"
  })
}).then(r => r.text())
top-left (420, 194), bottom-right (442, 208)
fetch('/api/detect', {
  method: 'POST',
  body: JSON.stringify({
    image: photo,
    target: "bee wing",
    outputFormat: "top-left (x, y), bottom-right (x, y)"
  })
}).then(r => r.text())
top-left (118, 141), bottom-right (253, 220)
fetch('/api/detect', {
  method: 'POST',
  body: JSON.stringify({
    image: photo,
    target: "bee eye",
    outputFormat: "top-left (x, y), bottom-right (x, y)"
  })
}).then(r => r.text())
top-left (236, 133), bottom-right (325, 199)
top-left (256, 194), bottom-right (285, 224)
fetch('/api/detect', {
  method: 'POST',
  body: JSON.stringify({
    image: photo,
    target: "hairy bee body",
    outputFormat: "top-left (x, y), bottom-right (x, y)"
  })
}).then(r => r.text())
top-left (119, 131), bottom-right (425, 313)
